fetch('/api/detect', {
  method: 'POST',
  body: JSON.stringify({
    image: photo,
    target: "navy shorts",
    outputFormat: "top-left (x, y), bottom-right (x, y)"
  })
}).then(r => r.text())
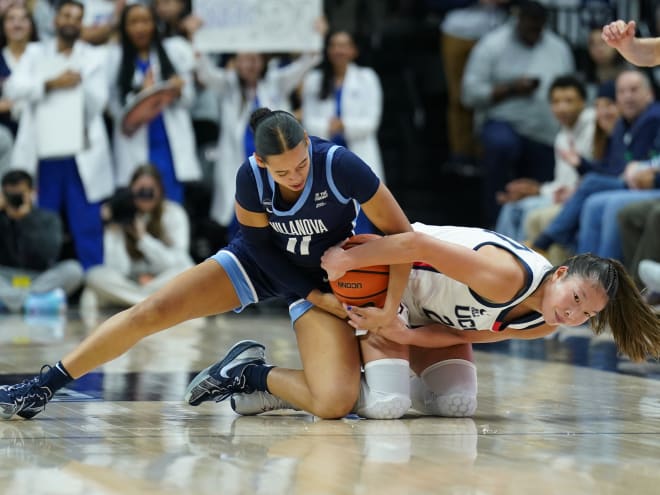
top-left (211, 239), bottom-right (329, 324)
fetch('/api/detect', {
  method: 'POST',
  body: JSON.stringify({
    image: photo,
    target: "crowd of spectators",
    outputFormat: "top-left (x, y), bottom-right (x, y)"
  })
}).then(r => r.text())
top-left (0, 0), bottom-right (658, 316)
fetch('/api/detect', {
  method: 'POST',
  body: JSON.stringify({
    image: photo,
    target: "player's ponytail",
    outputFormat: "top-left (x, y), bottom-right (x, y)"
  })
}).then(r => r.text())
top-left (560, 254), bottom-right (660, 362)
top-left (249, 107), bottom-right (305, 158)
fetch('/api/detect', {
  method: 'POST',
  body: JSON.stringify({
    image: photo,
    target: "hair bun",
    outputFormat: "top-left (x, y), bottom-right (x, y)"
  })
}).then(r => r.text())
top-left (249, 107), bottom-right (273, 133)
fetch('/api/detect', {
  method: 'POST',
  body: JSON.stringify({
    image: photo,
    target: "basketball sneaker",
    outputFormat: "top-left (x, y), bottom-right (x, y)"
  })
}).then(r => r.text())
top-left (0, 366), bottom-right (55, 420)
top-left (231, 391), bottom-right (298, 415)
top-left (185, 340), bottom-right (266, 406)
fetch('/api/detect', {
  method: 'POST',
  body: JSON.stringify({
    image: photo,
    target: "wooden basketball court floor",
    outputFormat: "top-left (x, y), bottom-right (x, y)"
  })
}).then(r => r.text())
top-left (0, 305), bottom-right (659, 495)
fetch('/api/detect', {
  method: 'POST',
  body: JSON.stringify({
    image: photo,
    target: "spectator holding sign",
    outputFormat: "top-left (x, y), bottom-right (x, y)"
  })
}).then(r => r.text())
top-left (193, 12), bottom-right (325, 242)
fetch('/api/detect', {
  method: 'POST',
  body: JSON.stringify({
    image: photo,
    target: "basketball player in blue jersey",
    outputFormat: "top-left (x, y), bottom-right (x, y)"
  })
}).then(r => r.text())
top-left (0, 108), bottom-right (413, 421)
top-left (318, 224), bottom-right (660, 417)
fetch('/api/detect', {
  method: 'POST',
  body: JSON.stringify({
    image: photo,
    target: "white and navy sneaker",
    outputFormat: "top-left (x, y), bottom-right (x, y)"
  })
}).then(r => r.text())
top-left (185, 340), bottom-right (266, 406)
top-left (0, 366), bottom-right (55, 420)
top-left (231, 391), bottom-right (298, 415)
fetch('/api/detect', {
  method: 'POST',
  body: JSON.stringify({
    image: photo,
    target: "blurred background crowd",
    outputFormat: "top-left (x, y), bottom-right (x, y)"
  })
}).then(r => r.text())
top-left (0, 0), bottom-right (659, 316)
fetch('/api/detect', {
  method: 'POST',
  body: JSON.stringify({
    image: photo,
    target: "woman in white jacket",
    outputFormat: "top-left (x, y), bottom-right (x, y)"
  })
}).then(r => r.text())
top-left (302, 30), bottom-right (385, 183)
top-left (107, 3), bottom-right (200, 204)
top-left (84, 163), bottom-right (194, 308)
top-left (196, 50), bottom-right (322, 235)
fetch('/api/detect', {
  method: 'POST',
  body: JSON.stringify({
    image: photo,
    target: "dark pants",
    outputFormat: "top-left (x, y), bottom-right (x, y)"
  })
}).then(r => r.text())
top-left (479, 120), bottom-right (554, 225)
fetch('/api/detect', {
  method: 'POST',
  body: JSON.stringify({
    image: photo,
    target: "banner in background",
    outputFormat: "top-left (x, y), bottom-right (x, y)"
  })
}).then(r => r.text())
top-left (193, 0), bottom-right (323, 53)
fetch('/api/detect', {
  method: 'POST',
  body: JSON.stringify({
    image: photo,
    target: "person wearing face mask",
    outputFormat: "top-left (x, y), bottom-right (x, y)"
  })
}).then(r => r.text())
top-left (0, 170), bottom-right (83, 313)
top-left (82, 163), bottom-right (194, 309)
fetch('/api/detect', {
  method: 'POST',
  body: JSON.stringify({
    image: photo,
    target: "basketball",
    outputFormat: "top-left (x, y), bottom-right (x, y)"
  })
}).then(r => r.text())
top-left (329, 234), bottom-right (390, 307)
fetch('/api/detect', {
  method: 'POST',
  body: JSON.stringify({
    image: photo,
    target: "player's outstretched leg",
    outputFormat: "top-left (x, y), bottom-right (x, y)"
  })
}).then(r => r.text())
top-left (231, 391), bottom-right (298, 415)
top-left (0, 365), bottom-right (61, 420)
top-left (185, 340), bottom-right (270, 406)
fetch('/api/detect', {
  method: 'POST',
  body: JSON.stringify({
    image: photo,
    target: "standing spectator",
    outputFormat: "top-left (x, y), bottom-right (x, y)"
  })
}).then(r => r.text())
top-left (530, 70), bottom-right (660, 259)
top-left (107, 3), bottom-right (200, 204)
top-left (302, 31), bottom-right (385, 182)
top-left (0, 3), bottom-right (38, 174)
top-left (83, 164), bottom-right (194, 309)
top-left (437, 0), bottom-right (510, 175)
top-left (618, 198), bottom-right (660, 289)
top-left (461, 0), bottom-right (575, 225)
top-left (5, 0), bottom-right (114, 270)
top-left (302, 30), bottom-right (383, 233)
top-left (79, 0), bottom-right (126, 45)
top-left (153, 0), bottom-right (195, 40)
top-left (195, 28), bottom-right (323, 239)
top-left (495, 75), bottom-right (595, 241)
top-left (0, 170), bottom-right (83, 313)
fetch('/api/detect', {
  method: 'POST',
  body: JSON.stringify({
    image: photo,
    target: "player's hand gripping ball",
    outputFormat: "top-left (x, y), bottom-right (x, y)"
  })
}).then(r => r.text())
top-left (329, 234), bottom-right (390, 308)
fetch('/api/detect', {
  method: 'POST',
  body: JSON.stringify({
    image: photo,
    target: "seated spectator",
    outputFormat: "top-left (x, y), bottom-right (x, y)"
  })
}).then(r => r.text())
top-left (461, 0), bottom-right (575, 225)
top-left (0, 3), bottom-right (38, 174)
top-left (495, 75), bottom-right (595, 241)
top-left (523, 79), bottom-right (619, 264)
top-left (531, 70), bottom-right (660, 260)
top-left (83, 164), bottom-right (194, 309)
top-left (638, 259), bottom-right (660, 303)
top-left (0, 170), bottom-right (83, 313)
top-left (577, 25), bottom-right (628, 101)
top-left (618, 198), bottom-right (660, 289)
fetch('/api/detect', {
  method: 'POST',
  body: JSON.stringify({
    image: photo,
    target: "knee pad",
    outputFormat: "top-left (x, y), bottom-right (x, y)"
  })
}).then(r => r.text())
top-left (417, 359), bottom-right (478, 418)
top-left (355, 359), bottom-right (412, 419)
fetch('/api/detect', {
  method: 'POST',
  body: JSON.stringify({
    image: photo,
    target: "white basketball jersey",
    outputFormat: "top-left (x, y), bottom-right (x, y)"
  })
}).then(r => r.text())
top-left (401, 223), bottom-right (553, 333)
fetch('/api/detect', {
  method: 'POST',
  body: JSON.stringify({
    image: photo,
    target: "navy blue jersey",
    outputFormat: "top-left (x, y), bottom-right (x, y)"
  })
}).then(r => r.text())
top-left (235, 137), bottom-right (380, 268)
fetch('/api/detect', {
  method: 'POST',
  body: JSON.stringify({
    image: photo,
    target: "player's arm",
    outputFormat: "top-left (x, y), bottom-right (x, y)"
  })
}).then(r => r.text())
top-left (322, 231), bottom-right (525, 304)
top-left (601, 20), bottom-right (660, 66)
top-left (352, 315), bottom-right (556, 347)
top-left (359, 183), bottom-right (413, 326)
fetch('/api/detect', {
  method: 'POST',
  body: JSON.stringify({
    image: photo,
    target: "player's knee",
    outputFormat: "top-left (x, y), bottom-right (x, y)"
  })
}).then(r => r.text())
top-left (125, 295), bottom-right (169, 336)
top-left (356, 359), bottom-right (412, 419)
top-left (419, 359), bottom-right (478, 418)
top-left (311, 396), bottom-right (356, 419)
top-left (357, 391), bottom-right (412, 419)
top-left (426, 392), bottom-right (477, 418)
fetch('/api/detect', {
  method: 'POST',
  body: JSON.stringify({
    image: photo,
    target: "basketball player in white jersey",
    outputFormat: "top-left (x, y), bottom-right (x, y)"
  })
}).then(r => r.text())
top-left (317, 223), bottom-right (659, 417)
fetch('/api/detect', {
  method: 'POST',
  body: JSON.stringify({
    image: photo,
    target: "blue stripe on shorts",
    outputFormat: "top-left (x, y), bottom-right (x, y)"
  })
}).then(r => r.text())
top-left (212, 249), bottom-right (315, 324)
top-left (211, 250), bottom-right (258, 313)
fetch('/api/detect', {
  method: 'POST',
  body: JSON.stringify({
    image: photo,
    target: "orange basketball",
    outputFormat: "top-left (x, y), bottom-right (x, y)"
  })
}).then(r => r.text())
top-left (329, 234), bottom-right (390, 308)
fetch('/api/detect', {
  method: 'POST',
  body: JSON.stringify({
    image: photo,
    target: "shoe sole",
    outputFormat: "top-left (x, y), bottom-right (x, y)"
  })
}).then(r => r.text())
top-left (184, 340), bottom-right (265, 405)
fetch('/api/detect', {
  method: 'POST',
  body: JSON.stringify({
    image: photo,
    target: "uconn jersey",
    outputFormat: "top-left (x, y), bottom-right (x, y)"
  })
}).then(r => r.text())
top-left (402, 223), bottom-right (553, 332)
top-left (235, 137), bottom-right (380, 268)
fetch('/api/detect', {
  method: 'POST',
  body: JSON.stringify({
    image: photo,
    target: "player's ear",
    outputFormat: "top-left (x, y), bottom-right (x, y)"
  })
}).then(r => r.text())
top-left (552, 265), bottom-right (568, 281)
top-left (254, 153), bottom-right (267, 168)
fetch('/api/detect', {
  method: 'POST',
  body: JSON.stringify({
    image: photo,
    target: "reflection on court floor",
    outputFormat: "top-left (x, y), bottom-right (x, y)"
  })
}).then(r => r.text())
top-left (0, 308), bottom-right (659, 494)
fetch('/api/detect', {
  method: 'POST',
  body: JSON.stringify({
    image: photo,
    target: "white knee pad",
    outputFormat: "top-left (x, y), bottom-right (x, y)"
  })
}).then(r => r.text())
top-left (355, 359), bottom-right (412, 419)
top-left (413, 359), bottom-right (477, 417)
